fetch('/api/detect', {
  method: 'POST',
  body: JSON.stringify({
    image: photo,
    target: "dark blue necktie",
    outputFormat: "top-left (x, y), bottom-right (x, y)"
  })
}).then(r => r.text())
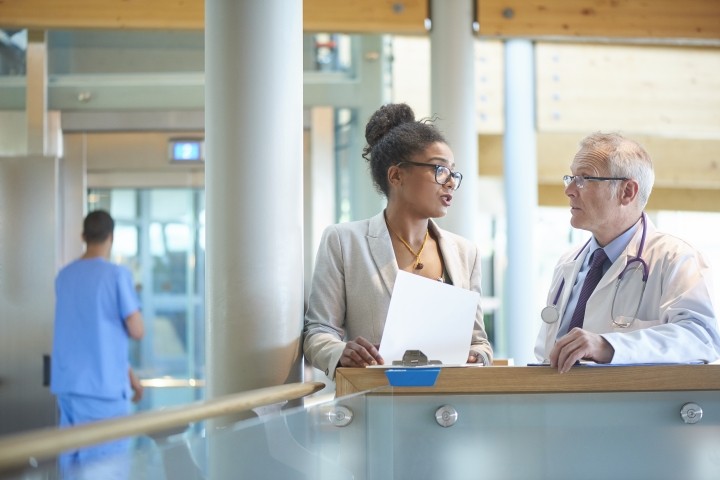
top-left (568, 248), bottom-right (608, 331)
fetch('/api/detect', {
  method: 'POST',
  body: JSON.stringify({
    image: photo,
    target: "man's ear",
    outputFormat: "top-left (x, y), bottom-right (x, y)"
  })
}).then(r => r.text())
top-left (620, 179), bottom-right (639, 206)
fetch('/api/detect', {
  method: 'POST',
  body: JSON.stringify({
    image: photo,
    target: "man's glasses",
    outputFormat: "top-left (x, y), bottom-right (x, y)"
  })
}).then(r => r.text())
top-left (398, 161), bottom-right (463, 190)
top-left (563, 175), bottom-right (628, 189)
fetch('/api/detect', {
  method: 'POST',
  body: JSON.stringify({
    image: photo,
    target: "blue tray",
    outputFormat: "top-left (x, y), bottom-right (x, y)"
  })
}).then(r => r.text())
top-left (384, 368), bottom-right (441, 387)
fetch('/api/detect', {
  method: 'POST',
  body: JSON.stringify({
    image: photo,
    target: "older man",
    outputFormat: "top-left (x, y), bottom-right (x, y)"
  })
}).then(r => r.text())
top-left (535, 133), bottom-right (720, 373)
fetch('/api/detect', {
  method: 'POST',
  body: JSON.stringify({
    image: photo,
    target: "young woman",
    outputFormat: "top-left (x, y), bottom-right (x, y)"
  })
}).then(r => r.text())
top-left (303, 103), bottom-right (492, 379)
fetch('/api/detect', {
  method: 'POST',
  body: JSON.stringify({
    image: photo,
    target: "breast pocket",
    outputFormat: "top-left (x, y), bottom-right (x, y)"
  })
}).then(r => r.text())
top-left (610, 266), bottom-right (661, 331)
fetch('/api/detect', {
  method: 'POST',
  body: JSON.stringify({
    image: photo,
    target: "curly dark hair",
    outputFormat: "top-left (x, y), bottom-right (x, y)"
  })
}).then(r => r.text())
top-left (83, 210), bottom-right (115, 244)
top-left (362, 103), bottom-right (447, 197)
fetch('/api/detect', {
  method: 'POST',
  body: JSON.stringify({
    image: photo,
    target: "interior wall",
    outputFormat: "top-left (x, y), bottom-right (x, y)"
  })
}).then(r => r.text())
top-left (0, 155), bottom-right (59, 435)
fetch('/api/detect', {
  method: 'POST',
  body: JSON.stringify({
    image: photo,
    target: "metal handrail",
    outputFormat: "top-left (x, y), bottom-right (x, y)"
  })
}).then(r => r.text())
top-left (0, 381), bottom-right (325, 472)
top-left (140, 377), bottom-right (206, 388)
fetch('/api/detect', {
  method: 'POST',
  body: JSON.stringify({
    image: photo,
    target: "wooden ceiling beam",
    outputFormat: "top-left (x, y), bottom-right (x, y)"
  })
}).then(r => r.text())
top-left (0, 0), bottom-right (427, 33)
top-left (478, 0), bottom-right (720, 41)
top-left (0, 0), bottom-right (718, 40)
top-left (304, 0), bottom-right (426, 34)
top-left (0, 0), bottom-right (206, 31)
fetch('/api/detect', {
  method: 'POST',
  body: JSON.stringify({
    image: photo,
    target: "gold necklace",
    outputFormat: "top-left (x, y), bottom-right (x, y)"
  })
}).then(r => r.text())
top-left (386, 220), bottom-right (429, 270)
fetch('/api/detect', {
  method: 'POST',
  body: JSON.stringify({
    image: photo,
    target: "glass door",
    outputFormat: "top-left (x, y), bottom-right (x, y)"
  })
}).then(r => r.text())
top-left (88, 188), bottom-right (206, 411)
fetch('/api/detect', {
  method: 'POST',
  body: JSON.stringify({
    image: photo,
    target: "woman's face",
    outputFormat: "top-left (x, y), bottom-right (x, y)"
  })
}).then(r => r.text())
top-left (391, 141), bottom-right (457, 218)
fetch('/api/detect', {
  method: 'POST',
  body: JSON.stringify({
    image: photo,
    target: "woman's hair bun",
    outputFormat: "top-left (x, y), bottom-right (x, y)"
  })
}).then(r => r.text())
top-left (364, 103), bottom-right (415, 149)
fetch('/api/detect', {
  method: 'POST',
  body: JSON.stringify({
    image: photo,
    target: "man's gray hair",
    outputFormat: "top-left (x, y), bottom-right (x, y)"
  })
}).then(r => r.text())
top-left (579, 132), bottom-right (655, 208)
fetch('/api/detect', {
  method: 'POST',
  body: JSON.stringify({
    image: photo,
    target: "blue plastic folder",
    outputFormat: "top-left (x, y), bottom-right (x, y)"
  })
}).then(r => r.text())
top-left (384, 368), bottom-right (441, 387)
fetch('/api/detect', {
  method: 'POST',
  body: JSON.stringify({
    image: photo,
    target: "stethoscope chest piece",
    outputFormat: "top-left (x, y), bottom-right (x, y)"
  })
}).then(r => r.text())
top-left (540, 305), bottom-right (560, 324)
top-left (539, 213), bottom-right (649, 328)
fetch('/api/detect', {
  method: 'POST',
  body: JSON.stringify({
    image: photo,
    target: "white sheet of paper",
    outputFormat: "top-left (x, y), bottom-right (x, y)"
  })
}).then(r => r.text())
top-left (378, 270), bottom-right (480, 365)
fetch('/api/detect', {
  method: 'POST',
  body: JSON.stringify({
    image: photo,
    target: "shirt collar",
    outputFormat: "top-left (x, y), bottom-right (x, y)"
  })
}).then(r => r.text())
top-left (587, 218), bottom-right (642, 266)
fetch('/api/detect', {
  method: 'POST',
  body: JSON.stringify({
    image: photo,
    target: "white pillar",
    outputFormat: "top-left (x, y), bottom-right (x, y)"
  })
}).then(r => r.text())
top-left (350, 37), bottom-right (390, 222)
top-left (25, 30), bottom-right (47, 156)
top-left (206, 2), bottom-right (303, 475)
top-left (205, 0), bottom-right (303, 406)
top-left (430, 0), bottom-right (478, 242)
top-left (503, 39), bottom-right (538, 365)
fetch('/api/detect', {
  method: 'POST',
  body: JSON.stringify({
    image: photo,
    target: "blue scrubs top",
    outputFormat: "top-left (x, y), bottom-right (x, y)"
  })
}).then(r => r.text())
top-left (51, 257), bottom-right (140, 400)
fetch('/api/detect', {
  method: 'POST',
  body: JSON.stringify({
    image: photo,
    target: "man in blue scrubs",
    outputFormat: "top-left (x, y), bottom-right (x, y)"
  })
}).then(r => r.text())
top-left (51, 210), bottom-right (144, 478)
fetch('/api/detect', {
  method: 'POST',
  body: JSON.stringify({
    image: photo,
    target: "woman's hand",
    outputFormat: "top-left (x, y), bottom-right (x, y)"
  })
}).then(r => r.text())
top-left (340, 336), bottom-right (385, 367)
top-left (467, 351), bottom-right (485, 365)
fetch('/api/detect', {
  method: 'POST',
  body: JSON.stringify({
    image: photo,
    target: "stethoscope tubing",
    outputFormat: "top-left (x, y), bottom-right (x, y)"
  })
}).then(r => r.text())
top-left (541, 213), bottom-right (649, 326)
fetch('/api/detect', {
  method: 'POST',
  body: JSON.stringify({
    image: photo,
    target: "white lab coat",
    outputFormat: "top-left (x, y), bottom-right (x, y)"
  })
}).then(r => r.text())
top-left (535, 217), bottom-right (720, 364)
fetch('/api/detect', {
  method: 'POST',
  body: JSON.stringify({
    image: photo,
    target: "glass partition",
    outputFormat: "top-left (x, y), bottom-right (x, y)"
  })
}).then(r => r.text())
top-left (3, 385), bottom-right (719, 480)
top-left (367, 390), bottom-right (720, 480)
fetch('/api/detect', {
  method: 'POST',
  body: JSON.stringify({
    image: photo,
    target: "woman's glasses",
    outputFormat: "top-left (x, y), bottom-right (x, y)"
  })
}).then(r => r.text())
top-left (398, 161), bottom-right (463, 190)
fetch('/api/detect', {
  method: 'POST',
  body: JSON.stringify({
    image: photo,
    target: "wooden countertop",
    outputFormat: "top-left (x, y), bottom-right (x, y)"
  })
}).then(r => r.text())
top-left (335, 364), bottom-right (720, 397)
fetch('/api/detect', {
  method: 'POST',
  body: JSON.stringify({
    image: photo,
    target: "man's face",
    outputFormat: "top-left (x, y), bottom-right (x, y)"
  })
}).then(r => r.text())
top-left (565, 148), bottom-right (622, 239)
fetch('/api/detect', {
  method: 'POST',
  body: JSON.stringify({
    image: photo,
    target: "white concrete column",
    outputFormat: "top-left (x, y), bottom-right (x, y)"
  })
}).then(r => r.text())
top-left (304, 107), bottom-right (336, 301)
top-left (0, 155), bottom-right (59, 434)
top-left (503, 39), bottom-right (538, 365)
top-left (350, 37), bottom-right (390, 222)
top-left (25, 30), bottom-right (47, 156)
top-left (58, 132), bottom-right (86, 266)
top-left (430, 0), bottom-right (478, 242)
top-left (205, 0), bottom-right (303, 405)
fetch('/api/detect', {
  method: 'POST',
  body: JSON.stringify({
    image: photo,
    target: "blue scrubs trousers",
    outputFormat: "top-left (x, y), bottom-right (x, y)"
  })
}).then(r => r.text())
top-left (57, 394), bottom-right (131, 480)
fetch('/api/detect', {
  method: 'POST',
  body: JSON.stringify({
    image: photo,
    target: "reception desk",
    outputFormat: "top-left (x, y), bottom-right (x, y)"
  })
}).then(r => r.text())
top-left (326, 365), bottom-right (720, 479)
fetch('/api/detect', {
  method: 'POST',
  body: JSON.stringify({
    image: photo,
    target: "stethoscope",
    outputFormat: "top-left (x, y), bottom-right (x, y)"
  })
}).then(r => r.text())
top-left (540, 213), bottom-right (649, 328)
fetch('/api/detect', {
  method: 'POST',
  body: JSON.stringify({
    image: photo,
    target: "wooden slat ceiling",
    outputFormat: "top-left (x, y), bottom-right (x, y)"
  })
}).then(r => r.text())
top-left (0, 0), bottom-right (719, 41)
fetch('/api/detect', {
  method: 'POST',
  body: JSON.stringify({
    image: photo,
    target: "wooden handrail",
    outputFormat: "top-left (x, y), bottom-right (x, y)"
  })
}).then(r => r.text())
top-left (0, 381), bottom-right (325, 473)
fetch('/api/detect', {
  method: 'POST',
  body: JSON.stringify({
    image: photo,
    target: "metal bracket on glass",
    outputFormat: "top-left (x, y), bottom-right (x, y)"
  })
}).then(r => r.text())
top-left (435, 405), bottom-right (459, 427)
top-left (326, 405), bottom-right (354, 427)
top-left (391, 349), bottom-right (442, 366)
top-left (680, 402), bottom-right (703, 424)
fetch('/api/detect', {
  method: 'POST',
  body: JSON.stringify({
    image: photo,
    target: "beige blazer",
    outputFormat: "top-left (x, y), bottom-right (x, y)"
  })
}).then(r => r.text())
top-left (303, 211), bottom-right (493, 379)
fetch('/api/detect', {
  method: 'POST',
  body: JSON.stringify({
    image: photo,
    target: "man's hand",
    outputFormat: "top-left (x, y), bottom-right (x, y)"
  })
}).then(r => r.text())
top-left (549, 328), bottom-right (615, 373)
top-left (339, 336), bottom-right (384, 367)
top-left (129, 368), bottom-right (144, 403)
